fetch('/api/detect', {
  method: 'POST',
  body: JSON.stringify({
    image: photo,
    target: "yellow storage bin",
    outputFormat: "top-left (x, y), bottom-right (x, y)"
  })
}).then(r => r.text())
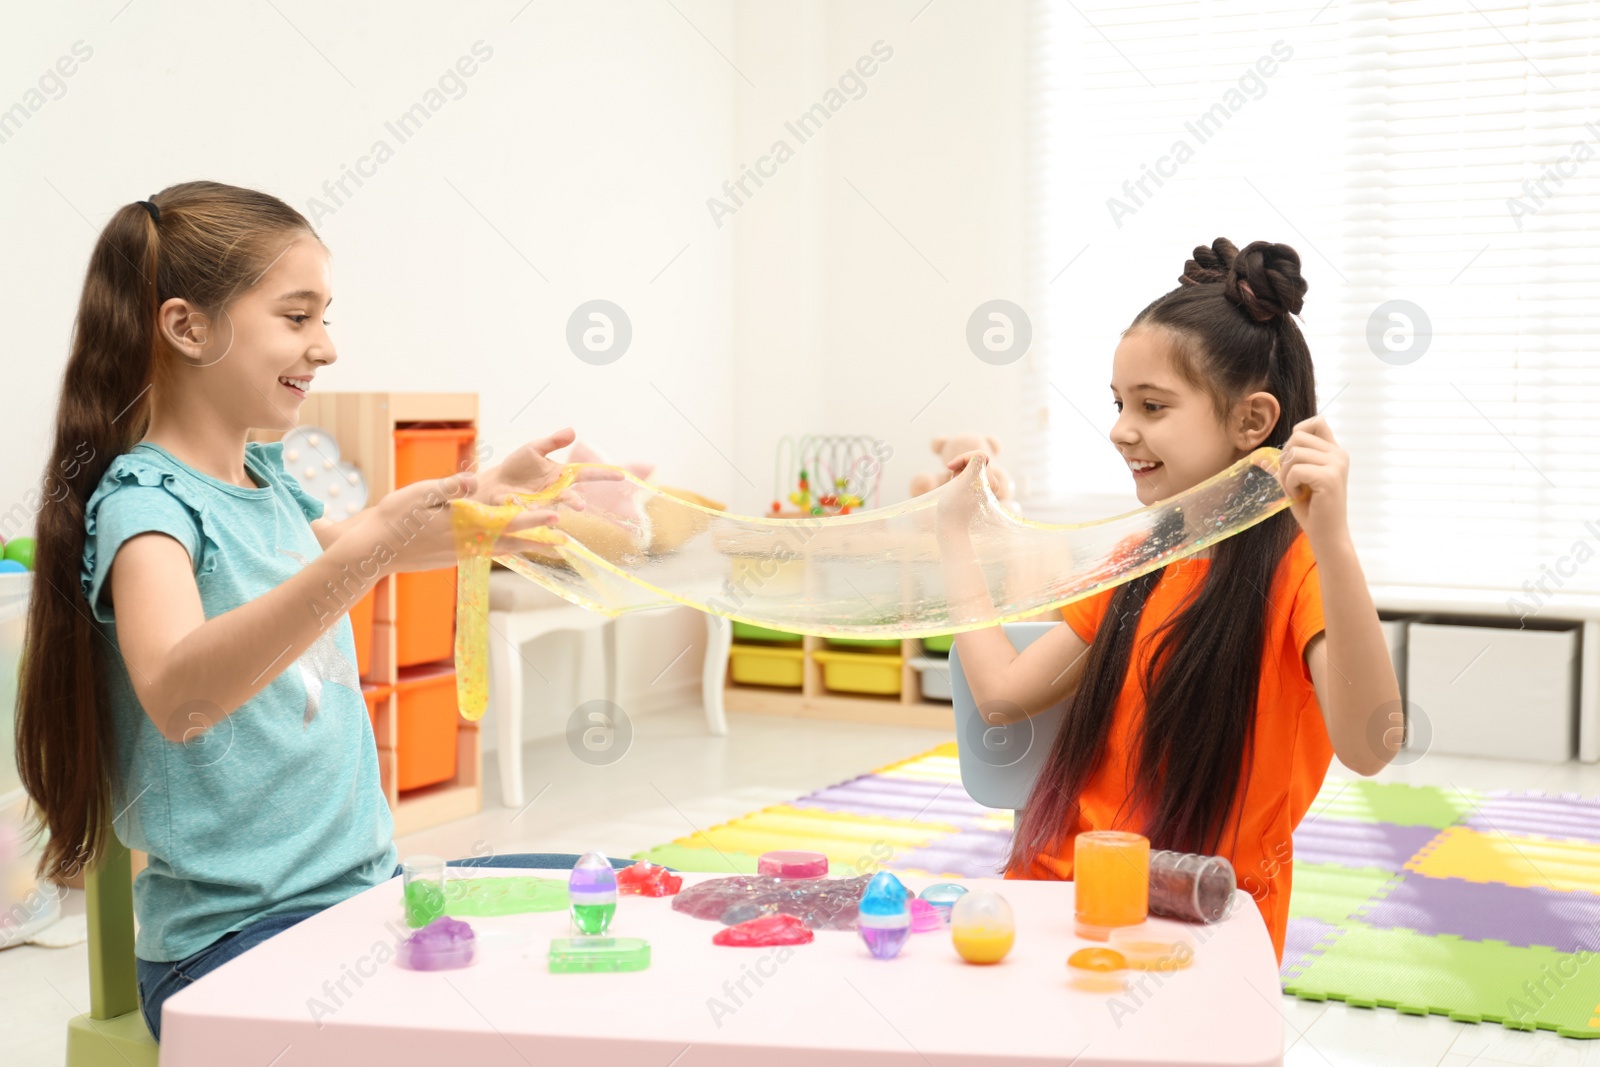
top-left (812, 648), bottom-right (903, 696)
top-left (729, 643), bottom-right (805, 688)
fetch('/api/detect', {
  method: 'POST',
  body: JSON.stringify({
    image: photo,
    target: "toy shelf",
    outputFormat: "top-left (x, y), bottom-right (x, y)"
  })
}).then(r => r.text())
top-left (722, 633), bottom-right (956, 730)
top-left (715, 506), bottom-right (1043, 730)
top-left (251, 391), bottom-right (481, 837)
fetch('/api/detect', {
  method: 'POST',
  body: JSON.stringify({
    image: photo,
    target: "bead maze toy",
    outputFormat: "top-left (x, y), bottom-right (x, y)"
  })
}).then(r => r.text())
top-left (771, 434), bottom-right (889, 516)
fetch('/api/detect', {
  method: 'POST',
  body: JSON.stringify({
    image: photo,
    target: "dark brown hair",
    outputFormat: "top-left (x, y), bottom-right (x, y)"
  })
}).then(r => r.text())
top-left (1009, 238), bottom-right (1316, 868)
top-left (15, 181), bottom-right (318, 881)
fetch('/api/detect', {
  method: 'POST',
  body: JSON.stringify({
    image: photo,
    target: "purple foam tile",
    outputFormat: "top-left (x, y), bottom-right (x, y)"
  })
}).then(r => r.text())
top-left (890, 829), bottom-right (1015, 879)
top-left (1356, 872), bottom-right (1600, 953)
top-left (1280, 917), bottom-right (1342, 978)
top-left (794, 779), bottom-right (992, 824)
top-left (791, 793), bottom-right (991, 825)
top-left (1290, 818), bottom-right (1442, 871)
top-left (1463, 797), bottom-right (1600, 846)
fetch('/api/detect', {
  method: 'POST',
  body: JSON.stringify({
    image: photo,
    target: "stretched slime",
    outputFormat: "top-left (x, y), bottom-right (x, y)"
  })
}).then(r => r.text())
top-left (450, 448), bottom-right (1289, 719)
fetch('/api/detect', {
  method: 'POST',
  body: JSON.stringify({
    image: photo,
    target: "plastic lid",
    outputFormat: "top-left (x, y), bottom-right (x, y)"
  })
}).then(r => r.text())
top-left (758, 850), bottom-right (829, 879)
top-left (859, 871), bottom-right (909, 917)
top-left (918, 882), bottom-right (969, 913)
top-left (1107, 922), bottom-right (1197, 971)
top-left (569, 851), bottom-right (618, 892)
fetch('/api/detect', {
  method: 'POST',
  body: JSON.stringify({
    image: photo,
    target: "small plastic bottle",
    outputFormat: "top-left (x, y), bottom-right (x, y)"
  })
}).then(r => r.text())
top-left (569, 852), bottom-right (618, 935)
top-left (857, 871), bottom-right (911, 959)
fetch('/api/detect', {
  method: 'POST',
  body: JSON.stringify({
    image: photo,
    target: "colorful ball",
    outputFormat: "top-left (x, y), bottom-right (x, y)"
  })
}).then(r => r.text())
top-left (2, 536), bottom-right (34, 571)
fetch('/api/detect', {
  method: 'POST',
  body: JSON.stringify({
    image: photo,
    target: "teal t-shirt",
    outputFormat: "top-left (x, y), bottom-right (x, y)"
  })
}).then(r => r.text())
top-left (79, 440), bottom-right (397, 962)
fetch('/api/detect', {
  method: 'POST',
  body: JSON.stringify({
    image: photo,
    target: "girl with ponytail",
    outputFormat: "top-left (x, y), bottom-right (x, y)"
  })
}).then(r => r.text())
top-left (15, 180), bottom-right (624, 1039)
top-left (946, 238), bottom-right (1402, 962)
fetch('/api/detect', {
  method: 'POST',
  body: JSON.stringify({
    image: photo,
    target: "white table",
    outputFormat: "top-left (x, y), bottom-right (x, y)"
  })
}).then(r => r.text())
top-left (161, 868), bottom-right (1285, 1066)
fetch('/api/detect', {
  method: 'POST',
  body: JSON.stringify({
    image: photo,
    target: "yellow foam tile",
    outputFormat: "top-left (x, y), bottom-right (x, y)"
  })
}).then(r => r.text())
top-left (1405, 826), bottom-right (1600, 894)
top-left (721, 805), bottom-right (957, 844)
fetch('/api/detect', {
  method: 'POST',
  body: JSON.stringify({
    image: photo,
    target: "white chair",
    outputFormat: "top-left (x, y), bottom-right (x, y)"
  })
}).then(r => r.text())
top-left (487, 567), bottom-right (731, 807)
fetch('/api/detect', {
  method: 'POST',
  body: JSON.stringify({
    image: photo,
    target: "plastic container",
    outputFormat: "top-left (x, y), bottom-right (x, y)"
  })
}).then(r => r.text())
top-left (921, 634), bottom-right (954, 655)
top-left (730, 621), bottom-right (803, 645)
top-left (401, 854), bottom-right (447, 927)
top-left (812, 648), bottom-right (903, 696)
top-left (395, 568), bottom-right (455, 668)
top-left (1149, 850), bottom-right (1237, 924)
top-left (398, 916), bottom-right (476, 970)
top-left (1074, 831), bottom-right (1149, 940)
top-left (910, 655), bottom-right (953, 702)
top-left (825, 636), bottom-right (900, 651)
top-left (950, 891), bottom-right (1014, 965)
top-left (1109, 922), bottom-right (1197, 971)
top-left (362, 682), bottom-right (392, 741)
top-left (910, 898), bottom-right (942, 933)
top-left (395, 664), bottom-right (458, 791)
top-left (548, 936), bottom-right (651, 973)
top-left (919, 882), bottom-right (968, 924)
top-left (394, 425), bottom-right (477, 489)
top-left (729, 644), bottom-right (804, 688)
top-left (349, 585), bottom-right (376, 677)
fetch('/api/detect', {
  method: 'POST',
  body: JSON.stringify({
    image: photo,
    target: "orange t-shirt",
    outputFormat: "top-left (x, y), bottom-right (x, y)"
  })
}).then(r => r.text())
top-left (1004, 529), bottom-right (1331, 963)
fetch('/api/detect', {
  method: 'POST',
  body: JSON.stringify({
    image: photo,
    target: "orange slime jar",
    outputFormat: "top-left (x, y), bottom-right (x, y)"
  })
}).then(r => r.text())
top-left (1073, 830), bottom-right (1149, 940)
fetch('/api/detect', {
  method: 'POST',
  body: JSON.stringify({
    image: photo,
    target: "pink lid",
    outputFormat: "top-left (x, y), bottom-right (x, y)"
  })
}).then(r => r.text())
top-left (757, 850), bottom-right (830, 879)
top-left (910, 898), bottom-right (942, 933)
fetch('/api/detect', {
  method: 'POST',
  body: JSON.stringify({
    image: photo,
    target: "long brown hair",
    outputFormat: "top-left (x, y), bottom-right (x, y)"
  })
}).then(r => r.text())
top-left (1008, 238), bottom-right (1316, 869)
top-left (15, 181), bottom-right (318, 882)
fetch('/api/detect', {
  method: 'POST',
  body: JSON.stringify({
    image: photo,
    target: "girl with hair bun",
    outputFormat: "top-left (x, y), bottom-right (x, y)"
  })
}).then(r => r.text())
top-left (948, 238), bottom-right (1401, 962)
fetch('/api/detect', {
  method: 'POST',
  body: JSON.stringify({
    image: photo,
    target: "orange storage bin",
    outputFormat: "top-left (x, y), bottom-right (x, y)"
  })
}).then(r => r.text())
top-left (395, 664), bottom-right (459, 792)
top-left (394, 425), bottom-right (477, 488)
top-left (393, 426), bottom-right (475, 668)
top-left (349, 586), bottom-right (376, 677)
top-left (361, 682), bottom-right (391, 739)
top-left (396, 568), bottom-right (456, 667)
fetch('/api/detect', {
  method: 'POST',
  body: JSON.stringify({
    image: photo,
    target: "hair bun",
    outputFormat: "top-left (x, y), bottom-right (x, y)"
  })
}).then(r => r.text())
top-left (1179, 238), bottom-right (1307, 323)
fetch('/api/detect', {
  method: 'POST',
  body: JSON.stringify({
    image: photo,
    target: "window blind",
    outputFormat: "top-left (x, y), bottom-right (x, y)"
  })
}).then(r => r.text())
top-left (1026, 0), bottom-right (1600, 599)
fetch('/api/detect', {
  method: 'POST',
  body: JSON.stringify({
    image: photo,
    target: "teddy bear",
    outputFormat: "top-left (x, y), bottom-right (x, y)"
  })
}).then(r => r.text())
top-left (909, 432), bottom-right (1020, 513)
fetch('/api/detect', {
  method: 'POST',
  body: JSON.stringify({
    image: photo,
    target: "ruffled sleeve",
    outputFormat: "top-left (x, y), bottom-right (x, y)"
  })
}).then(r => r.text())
top-left (80, 452), bottom-right (218, 626)
top-left (248, 440), bottom-right (325, 523)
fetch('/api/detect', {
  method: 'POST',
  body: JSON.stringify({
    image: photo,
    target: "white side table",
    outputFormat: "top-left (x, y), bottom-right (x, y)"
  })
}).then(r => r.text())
top-left (487, 569), bottom-right (732, 808)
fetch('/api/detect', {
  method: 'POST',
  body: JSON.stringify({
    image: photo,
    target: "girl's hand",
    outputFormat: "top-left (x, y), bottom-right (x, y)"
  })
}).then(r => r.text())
top-left (473, 427), bottom-right (624, 511)
top-left (936, 450), bottom-right (991, 530)
top-left (347, 472), bottom-right (564, 574)
top-left (1277, 415), bottom-right (1352, 550)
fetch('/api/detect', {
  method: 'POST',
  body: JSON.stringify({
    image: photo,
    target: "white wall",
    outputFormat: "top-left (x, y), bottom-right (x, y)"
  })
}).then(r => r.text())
top-left (2, 1), bottom-right (1034, 751)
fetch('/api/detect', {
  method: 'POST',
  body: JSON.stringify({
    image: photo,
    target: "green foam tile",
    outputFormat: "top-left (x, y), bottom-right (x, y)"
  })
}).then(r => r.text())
top-left (1308, 779), bottom-right (1482, 830)
top-left (1287, 862), bottom-right (1400, 926)
top-left (1283, 925), bottom-right (1600, 1040)
top-left (630, 844), bottom-right (759, 874)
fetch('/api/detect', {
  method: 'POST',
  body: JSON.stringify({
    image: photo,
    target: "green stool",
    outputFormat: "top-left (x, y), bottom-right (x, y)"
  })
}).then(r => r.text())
top-left (65, 839), bottom-right (158, 1066)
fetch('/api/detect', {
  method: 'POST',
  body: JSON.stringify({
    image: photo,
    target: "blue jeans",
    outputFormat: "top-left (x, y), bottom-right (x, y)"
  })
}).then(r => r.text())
top-left (135, 852), bottom-right (641, 1041)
